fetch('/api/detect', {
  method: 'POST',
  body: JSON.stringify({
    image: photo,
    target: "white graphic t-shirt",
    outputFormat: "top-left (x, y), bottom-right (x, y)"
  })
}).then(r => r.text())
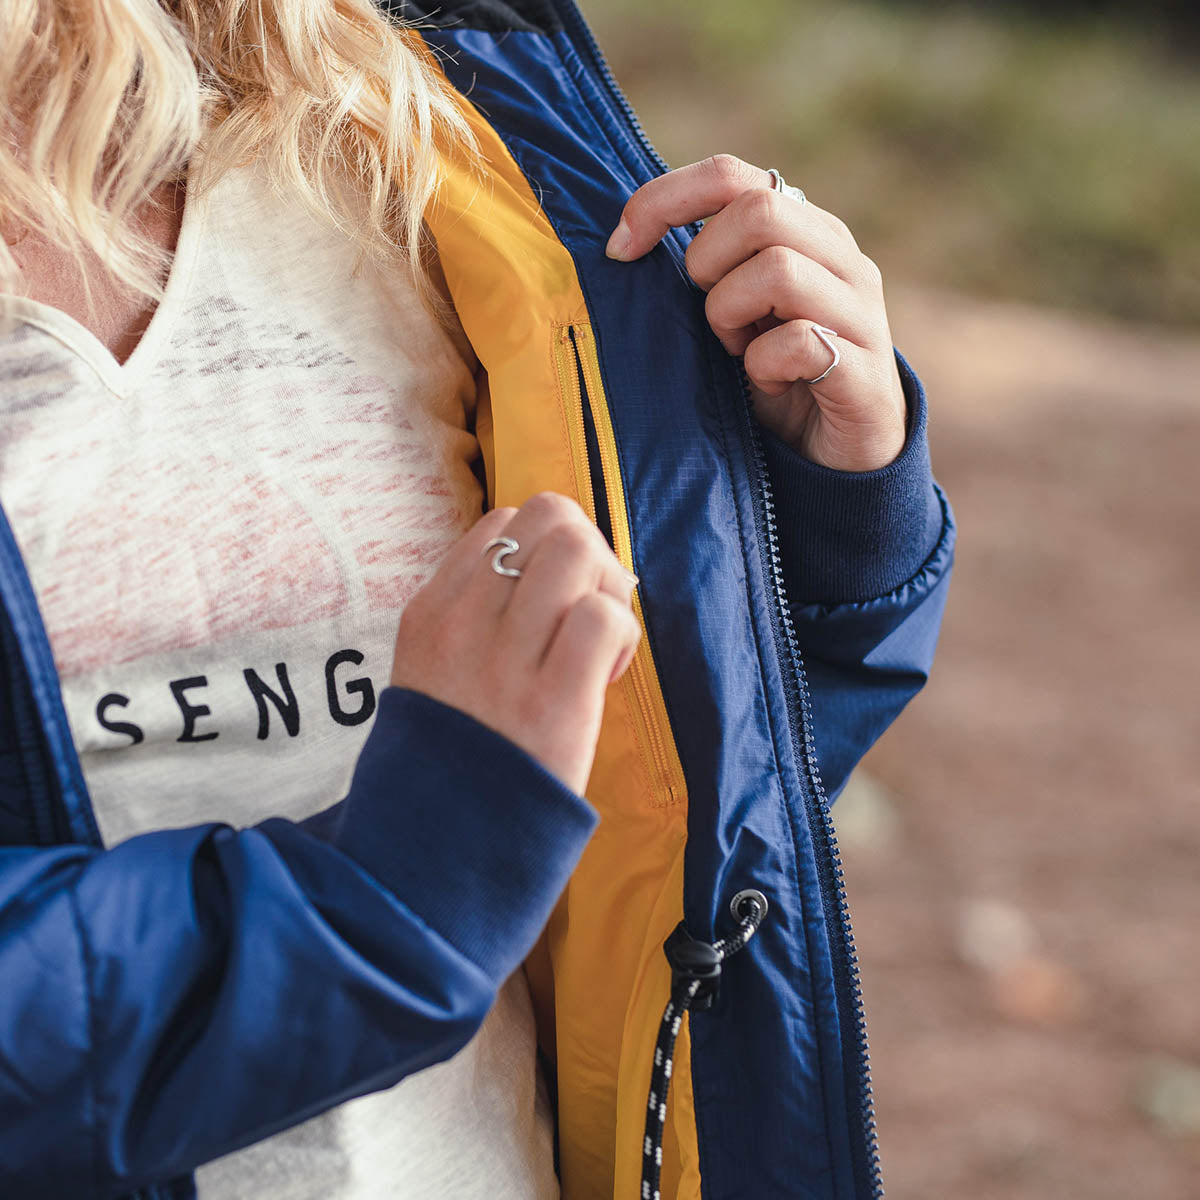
top-left (0, 161), bottom-right (559, 1198)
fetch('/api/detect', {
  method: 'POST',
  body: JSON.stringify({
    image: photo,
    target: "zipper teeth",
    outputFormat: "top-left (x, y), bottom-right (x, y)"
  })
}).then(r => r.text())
top-left (624, 597), bottom-right (677, 802)
top-left (570, 325), bottom-right (678, 803)
top-left (738, 365), bottom-right (883, 1198)
top-left (555, 326), bottom-right (598, 527)
top-left (573, 327), bottom-right (626, 557)
top-left (558, 4), bottom-right (672, 180)
top-left (557, 1), bottom-right (880, 1187)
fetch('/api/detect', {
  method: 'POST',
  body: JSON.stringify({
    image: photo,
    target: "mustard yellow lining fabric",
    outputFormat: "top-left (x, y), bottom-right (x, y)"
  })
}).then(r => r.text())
top-left (419, 38), bottom-right (698, 1200)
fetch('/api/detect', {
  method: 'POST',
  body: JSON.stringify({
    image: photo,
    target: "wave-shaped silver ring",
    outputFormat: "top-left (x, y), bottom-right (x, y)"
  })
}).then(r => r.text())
top-left (482, 536), bottom-right (522, 579)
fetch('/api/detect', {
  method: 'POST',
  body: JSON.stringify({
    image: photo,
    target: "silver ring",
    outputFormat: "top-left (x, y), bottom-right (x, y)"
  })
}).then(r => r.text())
top-left (803, 324), bottom-right (840, 386)
top-left (766, 167), bottom-right (806, 206)
top-left (482, 536), bottom-right (522, 578)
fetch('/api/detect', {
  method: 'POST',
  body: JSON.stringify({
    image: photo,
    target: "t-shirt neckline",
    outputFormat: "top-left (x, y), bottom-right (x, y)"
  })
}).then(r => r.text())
top-left (1, 162), bottom-right (208, 400)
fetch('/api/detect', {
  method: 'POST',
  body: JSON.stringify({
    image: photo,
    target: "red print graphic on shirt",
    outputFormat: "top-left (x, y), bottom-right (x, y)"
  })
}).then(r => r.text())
top-left (33, 376), bottom-right (473, 679)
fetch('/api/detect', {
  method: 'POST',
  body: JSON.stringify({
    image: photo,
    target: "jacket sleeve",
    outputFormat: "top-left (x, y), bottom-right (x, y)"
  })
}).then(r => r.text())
top-left (758, 351), bottom-right (955, 800)
top-left (0, 686), bottom-right (596, 1200)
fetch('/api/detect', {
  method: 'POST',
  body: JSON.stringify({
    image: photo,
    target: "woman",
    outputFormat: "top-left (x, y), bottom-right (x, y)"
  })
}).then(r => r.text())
top-left (0, 1), bottom-right (954, 1197)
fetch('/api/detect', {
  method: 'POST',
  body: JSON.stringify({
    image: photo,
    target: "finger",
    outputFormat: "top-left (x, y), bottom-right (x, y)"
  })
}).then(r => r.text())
top-left (541, 592), bottom-right (642, 705)
top-left (428, 504), bottom-right (518, 597)
top-left (502, 520), bottom-right (636, 666)
top-left (743, 320), bottom-right (865, 400)
top-left (606, 154), bottom-right (769, 262)
top-left (704, 246), bottom-right (862, 357)
top-left (607, 154), bottom-right (864, 264)
top-left (459, 491), bottom-right (592, 618)
top-left (684, 187), bottom-right (864, 288)
top-left (499, 491), bottom-right (636, 604)
top-left (607, 621), bottom-right (642, 686)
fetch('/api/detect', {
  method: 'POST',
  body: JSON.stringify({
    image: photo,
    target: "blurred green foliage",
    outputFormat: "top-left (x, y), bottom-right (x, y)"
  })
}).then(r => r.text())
top-left (585, 0), bottom-right (1200, 327)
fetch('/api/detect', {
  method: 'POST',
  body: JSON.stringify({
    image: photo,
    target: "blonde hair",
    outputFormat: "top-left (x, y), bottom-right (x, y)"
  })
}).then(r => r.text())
top-left (0, 0), bottom-right (477, 313)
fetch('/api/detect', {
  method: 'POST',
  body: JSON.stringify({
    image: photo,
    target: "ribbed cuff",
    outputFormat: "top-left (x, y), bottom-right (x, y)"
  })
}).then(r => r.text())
top-left (302, 687), bottom-right (597, 982)
top-left (758, 350), bottom-right (944, 606)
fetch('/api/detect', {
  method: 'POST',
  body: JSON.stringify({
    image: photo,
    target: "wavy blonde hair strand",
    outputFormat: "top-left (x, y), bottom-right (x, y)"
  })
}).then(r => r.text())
top-left (0, 0), bottom-right (477, 314)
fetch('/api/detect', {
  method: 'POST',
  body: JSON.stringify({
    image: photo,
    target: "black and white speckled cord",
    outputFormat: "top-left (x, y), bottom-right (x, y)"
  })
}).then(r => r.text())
top-left (640, 890), bottom-right (768, 1200)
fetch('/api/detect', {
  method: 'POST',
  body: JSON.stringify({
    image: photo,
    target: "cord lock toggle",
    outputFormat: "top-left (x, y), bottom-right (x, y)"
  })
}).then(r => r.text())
top-left (663, 922), bottom-right (722, 1011)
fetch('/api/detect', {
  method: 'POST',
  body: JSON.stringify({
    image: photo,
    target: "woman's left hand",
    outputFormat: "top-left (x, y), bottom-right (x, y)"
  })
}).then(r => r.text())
top-left (606, 154), bottom-right (907, 473)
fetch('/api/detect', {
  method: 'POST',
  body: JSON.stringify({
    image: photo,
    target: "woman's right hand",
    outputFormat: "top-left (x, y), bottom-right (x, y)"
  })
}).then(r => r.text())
top-left (391, 492), bottom-right (642, 796)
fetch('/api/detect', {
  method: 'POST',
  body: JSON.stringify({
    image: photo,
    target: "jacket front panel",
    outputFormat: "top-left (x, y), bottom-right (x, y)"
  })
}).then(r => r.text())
top-left (415, 6), bottom-right (953, 1197)
top-left (414, 10), bottom-right (868, 1195)
top-left (0, 504), bottom-right (98, 850)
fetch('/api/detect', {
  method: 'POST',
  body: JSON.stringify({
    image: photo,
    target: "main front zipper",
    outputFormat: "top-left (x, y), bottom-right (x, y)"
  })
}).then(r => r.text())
top-left (734, 360), bottom-right (883, 1199)
top-left (553, 323), bottom-right (682, 808)
top-left (553, 2), bottom-right (883, 1194)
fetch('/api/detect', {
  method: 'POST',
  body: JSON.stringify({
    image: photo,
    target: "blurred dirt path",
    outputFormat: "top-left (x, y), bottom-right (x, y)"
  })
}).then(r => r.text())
top-left (839, 288), bottom-right (1200, 1199)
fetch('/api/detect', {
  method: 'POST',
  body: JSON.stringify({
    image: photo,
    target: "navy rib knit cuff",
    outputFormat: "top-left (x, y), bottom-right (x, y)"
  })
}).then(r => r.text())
top-left (303, 687), bottom-right (597, 982)
top-left (758, 350), bottom-right (944, 606)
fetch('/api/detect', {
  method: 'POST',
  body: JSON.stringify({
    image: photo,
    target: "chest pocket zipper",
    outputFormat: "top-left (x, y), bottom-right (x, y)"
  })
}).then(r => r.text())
top-left (551, 322), bottom-right (685, 809)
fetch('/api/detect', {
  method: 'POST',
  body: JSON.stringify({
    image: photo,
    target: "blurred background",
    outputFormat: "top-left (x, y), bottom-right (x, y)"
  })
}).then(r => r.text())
top-left (581, 1), bottom-right (1199, 1196)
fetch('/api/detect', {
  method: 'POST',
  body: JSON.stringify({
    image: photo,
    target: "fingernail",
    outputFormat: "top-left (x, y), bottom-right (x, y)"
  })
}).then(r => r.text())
top-left (621, 567), bottom-right (640, 586)
top-left (605, 220), bottom-right (633, 261)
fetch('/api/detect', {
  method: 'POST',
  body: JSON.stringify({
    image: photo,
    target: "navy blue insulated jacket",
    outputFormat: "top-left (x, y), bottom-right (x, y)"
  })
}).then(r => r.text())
top-left (0, 1), bottom-right (954, 1196)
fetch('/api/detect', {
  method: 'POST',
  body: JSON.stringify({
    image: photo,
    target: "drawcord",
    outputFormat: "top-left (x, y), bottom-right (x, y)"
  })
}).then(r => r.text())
top-left (640, 889), bottom-right (769, 1200)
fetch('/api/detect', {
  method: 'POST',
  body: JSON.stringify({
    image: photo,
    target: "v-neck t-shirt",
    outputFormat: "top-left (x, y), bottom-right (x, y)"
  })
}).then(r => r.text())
top-left (0, 159), bottom-right (560, 1199)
